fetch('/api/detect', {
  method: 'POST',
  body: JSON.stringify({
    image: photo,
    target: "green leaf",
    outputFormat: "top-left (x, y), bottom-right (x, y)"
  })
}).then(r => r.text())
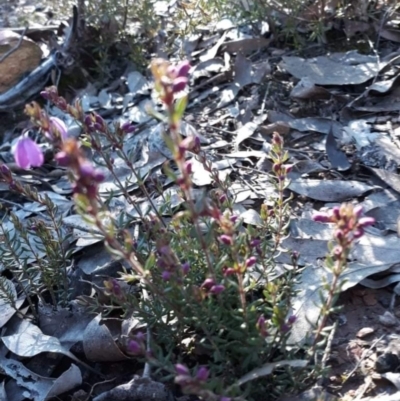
top-left (173, 95), bottom-right (188, 123)
top-left (145, 253), bottom-right (156, 271)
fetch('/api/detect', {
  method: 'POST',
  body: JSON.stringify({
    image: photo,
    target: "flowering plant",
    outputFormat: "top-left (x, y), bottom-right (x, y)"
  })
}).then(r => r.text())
top-left (0, 58), bottom-right (375, 400)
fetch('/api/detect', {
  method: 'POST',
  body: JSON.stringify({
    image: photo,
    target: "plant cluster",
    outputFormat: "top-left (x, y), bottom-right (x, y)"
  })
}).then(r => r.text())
top-left (0, 57), bottom-right (375, 400)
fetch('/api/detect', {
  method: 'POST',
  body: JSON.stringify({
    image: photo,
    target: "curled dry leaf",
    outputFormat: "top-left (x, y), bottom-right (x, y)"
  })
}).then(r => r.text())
top-left (0, 30), bottom-right (42, 93)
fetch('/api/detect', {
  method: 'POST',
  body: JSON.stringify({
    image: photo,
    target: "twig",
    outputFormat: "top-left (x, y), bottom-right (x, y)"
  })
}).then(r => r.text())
top-left (141, 286), bottom-right (152, 378)
top-left (320, 320), bottom-right (337, 371)
top-left (342, 335), bottom-right (384, 385)
top-left (83, 377), bottom-right (116, 401)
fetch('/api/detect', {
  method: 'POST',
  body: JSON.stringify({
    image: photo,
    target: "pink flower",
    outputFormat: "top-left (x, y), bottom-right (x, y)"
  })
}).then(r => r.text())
top-left (13, 135), bottom-right (44, 169)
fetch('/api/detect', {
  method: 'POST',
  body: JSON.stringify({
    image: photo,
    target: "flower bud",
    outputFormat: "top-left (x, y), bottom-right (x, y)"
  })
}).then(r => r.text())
top-left (285, 164), bottom-right (293, 174)
top-left (223, 267), bottom-right (236, 276)
top-left (250, 239), bottom-right (261, 248)
top-left (273, 163), bottom-right (281, 173)
top-left (127, 340), bottom-right (142, 355)
top-left (332, 206), bottom-right (341, 219)
top-left (334, 229), bottom-right (344, 240)
top-left (79, 162), bottom-right (95, 178)
top-left (272, 132), bottom-right (282, 145)
top-left (219, 193), bottom-right (227, 203)
top-left (181, 262), bottom-right (190, 274)
top-left (245, 256), bottom-right (257, 268)
top-left (358, 217), bottom-right (375, 228)
top-left (93, 169), bottom-right (105, 183)
top-left (120, 121), bottom-right (136, 134)
top-left (162, 271), bottom-right (171, 281)
top-left (49, 117), bottom-right (68, 141)
top-left (176, 60), bottom-right (191, 78)
top-left (230, 214), bottom-right (238, 223)
top-left (185, 161), bottom-right (192, 175)
top-left (0, 164), bottom-right (12, 180)
top-left (354, 205), bottom-right (363, 217)
top-left (172, 77), bottom-right (188, 93)
top-left (201, 278), bottom-right (215, 290)
top-left (134, 331), bottom-right (145, 342)
top-left (40, 90), bottom-right (50, 100)
top-left (196, 366), bottom-right (209, 382)
top-left (219, 235), bottom-right (233, 245)
top-left (210, 284), bottom-right (225, 295)
top-left (353, 228), bottom-right (364, 239)
top-left (313, 213), bottom-right (331, 223)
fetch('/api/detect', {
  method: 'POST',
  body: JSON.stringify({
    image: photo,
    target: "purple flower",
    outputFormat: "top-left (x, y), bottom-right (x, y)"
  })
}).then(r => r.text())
top-left (196, 366), bottom-right (209, 381)
top-left (288, 315), bottom-right (297, 324)
top-left (181, 262), bottom-right (190, 274)
top-left (162, 271), bottom-right (171, 281)
top-left (127, 339), bottom-right (142, 355)
top-left (13, 135), bottom-right (44, 169)
top-left (175, 364), bottom-right (190, 376)
top-left (134, 331), bottom-right (145, 342)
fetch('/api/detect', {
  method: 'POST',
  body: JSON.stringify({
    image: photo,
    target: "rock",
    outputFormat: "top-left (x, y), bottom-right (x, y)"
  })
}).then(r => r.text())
top-left (356, 327), bottom-right (375, 338)
top-left (375, 353), bottom-right (400, 373)
top-left (379, 311), bottom-right (398, 327)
